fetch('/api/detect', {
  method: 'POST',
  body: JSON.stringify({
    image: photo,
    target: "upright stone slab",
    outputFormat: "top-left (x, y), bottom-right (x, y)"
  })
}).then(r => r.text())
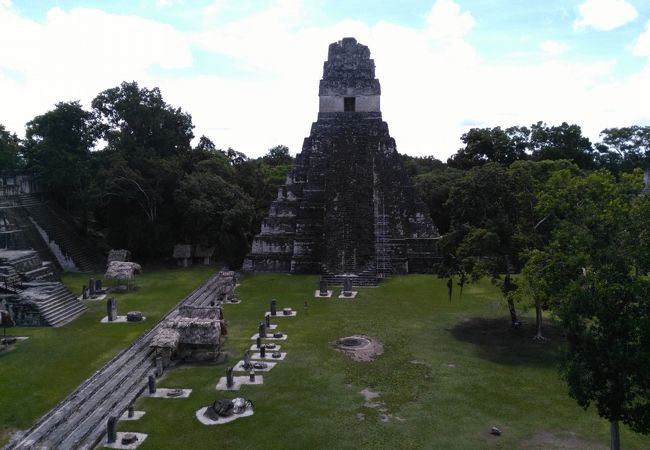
top-left (107, 298), bottom-right (117, 322)
top-left (319, 280), bottom-right (328, 296)
top-left (244, 37), bottom-right (439, 281)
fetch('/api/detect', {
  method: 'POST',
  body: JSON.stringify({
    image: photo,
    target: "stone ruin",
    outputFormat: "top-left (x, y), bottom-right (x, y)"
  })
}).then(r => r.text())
top-left (243, 37), bottom-right (439, 285)
top-left (150, 305), bottom-right (225, 364)
top-left (0, 249), bottom-right (86, 327)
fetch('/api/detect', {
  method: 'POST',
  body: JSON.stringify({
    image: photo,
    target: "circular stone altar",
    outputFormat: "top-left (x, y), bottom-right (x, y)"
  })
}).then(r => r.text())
top-left (334, 335), bottom-right (383, 362)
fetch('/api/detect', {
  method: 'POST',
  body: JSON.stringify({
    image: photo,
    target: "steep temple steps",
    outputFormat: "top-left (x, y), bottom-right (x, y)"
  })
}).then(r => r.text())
top-left (17, 195), bottom-right (103, 272)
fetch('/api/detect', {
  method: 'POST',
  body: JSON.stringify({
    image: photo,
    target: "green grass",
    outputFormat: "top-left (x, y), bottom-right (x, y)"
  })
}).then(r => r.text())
top-left (0, 266), bottom-right (214, 446)
top-left (3, 272), bottom-right (650, 449)
top-left (126, 274), bottom-right (650, 449)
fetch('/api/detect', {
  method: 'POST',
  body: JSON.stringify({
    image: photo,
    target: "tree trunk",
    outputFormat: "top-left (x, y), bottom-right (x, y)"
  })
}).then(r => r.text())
top-left (610, 420), bottom-right (620, 450)
top-left (507, 298), bottom-right (519, 327)
top-left (534, 300), bottom-right (544, 339)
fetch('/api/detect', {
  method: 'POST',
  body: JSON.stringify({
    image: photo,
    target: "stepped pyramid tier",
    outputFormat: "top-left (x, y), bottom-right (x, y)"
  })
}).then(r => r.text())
top-left (0, 249), bottom-right (86, 326)
top-left (243, 38), bottom-right (440, 283)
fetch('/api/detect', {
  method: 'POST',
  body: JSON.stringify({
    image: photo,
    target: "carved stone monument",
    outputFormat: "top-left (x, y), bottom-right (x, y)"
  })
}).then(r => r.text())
top-left (270, 299), bottom-right (277, 316)
top-left (226, 367), bottom-right (234, 388)
top-left (243, 37), bottom-right (440, 284)
top-left (107, 298), bottom-right (117, 322)
top-left (258, 321), bottom-right (266, 338)
top-left (107, 416), bottom-right (117, 444)
top-left (319, 280), bottom-right (328, 296)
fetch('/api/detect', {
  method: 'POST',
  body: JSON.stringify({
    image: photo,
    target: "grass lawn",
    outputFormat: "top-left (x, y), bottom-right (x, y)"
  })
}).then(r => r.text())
top-left (2, 271), bottom-right (649, 449)
top-left (122, 273), bottom-right (650, 450)
top-left (0, 266), bottom-right (215, 446)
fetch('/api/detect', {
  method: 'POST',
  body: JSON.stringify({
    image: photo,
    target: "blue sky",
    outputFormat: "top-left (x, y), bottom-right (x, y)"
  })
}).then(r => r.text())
top-left (1, 0), bottom-right (650, 158)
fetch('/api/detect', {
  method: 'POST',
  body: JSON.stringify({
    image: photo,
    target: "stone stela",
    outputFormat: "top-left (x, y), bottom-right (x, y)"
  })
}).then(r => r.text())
top-left (244, 37), bottom-right (440, 288)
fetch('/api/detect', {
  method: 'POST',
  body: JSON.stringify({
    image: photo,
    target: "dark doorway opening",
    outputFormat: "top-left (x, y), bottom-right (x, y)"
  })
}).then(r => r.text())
top-left (344, 97), bottom-right (356, 112)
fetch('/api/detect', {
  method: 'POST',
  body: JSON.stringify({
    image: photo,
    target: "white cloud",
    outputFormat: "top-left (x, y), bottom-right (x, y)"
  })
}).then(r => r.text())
top-left (0, 6), bottom-right (191, 138)
top-left (539, 40), bottom-right (569, 55)
top-left (424, 0), bottom-right (475, 41)
top-left (574, 0), bottom-right (638, 31)
top-left (1, 1), bottom-right (650, 160)
top-left (633, 20), bottom-right (650, 56)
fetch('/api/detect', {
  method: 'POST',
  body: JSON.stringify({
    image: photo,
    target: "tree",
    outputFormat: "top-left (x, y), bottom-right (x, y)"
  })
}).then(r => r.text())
top-left (524, 169), bottom-right (650, 448)
top-left (442, 163), bottom-right (523, 324)
top-left (23, 101), bottom-right (100, 230)
top-left (596, 126), bottom-right (650, 173)
top-left (263, 145), bottom-right (293, 166)
top-left (0, 124), bottom-right (23, 170)
top-left (447, 126), bottom-right (530, 169)
top-left (174, 158), bottom-right (255, 267)
top-left (91, 82), bottom-right (195, 256)
top-left (530, 121), bottom-right (595, 169)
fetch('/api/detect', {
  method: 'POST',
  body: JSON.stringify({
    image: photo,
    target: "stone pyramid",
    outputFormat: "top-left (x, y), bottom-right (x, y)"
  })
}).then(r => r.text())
top-left (243, 38), bottom-right (439, 284)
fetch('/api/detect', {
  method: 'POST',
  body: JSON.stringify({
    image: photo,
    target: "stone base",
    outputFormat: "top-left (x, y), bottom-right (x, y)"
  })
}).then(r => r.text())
top-left (314, 290), bottom-right (333, 298)
top-left (195, 407), bottom-right (254, 425)
top-left (104, 432), bottom-right (148, 449)
top-left (81, 294), bottom-right (107, 301)
top-left (338, 291), bottom-right (358, 299)
top-left (101, 316), bottom-right (147, 323)
top-left (216, 375), bottom-right (264, 391)
top-left (266, 310), bottom-right (297, 317)
top-left (119, 411), bottom-right (146, 421)
top-left (233, 360), bottom-right (277, 372)
top-left (251, 352), bottom-right (287, 361)
top-left (267, 324), bottom-right (278, 330)
top-left (249, 344), bottom-right (281, 351)
top-left (145, 388), bottom-right (192, 398)
top-left (250, 333), bottom-right (287, 340)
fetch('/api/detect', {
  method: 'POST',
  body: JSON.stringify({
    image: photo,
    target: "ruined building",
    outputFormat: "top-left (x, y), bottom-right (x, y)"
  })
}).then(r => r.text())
top-left (243, 38), bottom-right (439, 284)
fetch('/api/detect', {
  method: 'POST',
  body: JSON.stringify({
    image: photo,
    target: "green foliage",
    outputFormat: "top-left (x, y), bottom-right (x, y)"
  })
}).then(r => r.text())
top-left (263, 144), bottom-right (293, 166)
top-left (448, 126), bottom-right (530, 169)
top-left (560, 270), bottom-right (650, 434)
top-left (174, 158), bottom-right (255, 267)
top-left (23, 101), bottom-right (100, 219)
top-left (0, 124), bottom-right (23, 170)
top-left (596, 126), bottom-right (650, 173)
top-left (530, 121), bottom-right (595, 169)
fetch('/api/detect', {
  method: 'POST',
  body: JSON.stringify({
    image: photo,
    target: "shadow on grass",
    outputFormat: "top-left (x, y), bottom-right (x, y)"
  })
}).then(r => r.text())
top-left (449, 317), bottom-right (565, 368)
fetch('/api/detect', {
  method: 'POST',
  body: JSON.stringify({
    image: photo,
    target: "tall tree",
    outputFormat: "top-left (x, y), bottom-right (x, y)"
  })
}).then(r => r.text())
top-left (524, 169), bottom-right (650, 448)
top-left (447, 126), bottom-right (530, 169)
top-left (530, 121), bottom-right (595, 169)
top-left (0, 124), bottom-right (23, 170)
top-left (91, 82), bottom-right (194, 256)
top-left (23, 101), bottom-right (100, 229)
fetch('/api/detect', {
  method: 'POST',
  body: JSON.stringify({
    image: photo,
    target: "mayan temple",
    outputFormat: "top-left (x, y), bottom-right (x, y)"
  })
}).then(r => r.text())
top-left (243, 37), bottom-right (439, 285)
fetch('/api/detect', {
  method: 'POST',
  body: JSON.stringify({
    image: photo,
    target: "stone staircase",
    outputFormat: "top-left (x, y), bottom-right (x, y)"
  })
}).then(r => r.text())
top-left (21, 282), bottom-right (87, 327)
top-left (320, 263), bottom-right (378, 287)
top-left (17, 195), bottom-right (103, 272)
top-left (37, 283), bottom-right (87, 327)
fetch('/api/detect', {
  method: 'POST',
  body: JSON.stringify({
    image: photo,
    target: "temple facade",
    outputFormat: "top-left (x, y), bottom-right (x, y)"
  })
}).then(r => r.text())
top-left (243, 38), bottom-right (439, 284)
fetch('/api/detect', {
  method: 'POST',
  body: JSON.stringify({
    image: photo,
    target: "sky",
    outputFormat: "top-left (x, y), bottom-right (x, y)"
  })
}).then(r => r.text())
top-left (1, 0), bottom-right (650, 159)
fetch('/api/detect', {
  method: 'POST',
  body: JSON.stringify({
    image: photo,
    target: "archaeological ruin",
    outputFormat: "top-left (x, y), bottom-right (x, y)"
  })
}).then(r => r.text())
top-left (243, 38), bottom-right (439, 285)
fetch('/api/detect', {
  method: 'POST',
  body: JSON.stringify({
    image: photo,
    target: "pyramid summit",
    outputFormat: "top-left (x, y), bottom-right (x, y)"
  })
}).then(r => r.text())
top-left (244, 38), bottom-right (439, 284)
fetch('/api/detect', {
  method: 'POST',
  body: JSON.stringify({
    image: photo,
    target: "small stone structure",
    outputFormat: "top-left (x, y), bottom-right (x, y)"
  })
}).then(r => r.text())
top-left (194, 245), bottom-right (215, 265)
top-left (173, 244), bottom-right (193, 267)
top-left (244, 38), bottom-right (439, 286)
top-left (105, 261), bottom-right (141, 289)
top-left (107, 249), bottom-right (131, 264)
top-left (151, 305), bottom-right (223, 363)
